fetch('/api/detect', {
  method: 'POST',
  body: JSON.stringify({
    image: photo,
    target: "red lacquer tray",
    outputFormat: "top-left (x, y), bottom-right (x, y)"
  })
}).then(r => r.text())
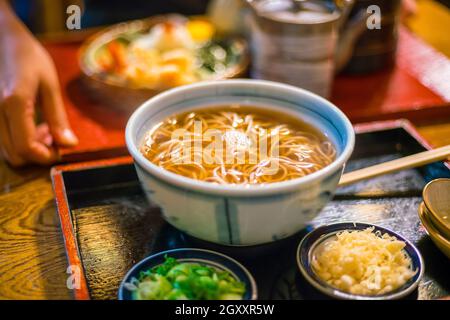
top-left (46, 26), bottom-right (450, 162)
top-left (51, 119), bottom-right (450, 300)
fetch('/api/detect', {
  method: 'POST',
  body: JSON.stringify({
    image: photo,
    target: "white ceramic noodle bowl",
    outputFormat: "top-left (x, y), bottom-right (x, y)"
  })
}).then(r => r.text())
top-left (126, 80), bottom-right (355, 246)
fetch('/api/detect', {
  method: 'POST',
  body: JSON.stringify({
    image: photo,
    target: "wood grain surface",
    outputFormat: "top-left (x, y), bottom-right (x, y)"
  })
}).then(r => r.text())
top-left (417, 121), bottom-right (450, 147)
top-left (0, 164), bottom-right (72, 299)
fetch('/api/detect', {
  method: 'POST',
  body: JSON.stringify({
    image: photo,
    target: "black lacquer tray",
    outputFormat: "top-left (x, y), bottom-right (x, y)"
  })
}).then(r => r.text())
top-left (51, 120), bottom-right (450, 300)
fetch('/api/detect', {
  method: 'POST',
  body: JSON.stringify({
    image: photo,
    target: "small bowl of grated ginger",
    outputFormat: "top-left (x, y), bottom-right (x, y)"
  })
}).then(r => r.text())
top-left (296, 223), bottom-right (424, 300)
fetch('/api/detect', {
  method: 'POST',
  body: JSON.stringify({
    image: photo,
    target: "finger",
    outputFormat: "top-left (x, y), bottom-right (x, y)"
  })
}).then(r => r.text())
top-left (3, 94), bottom-right (59, 165)
top-left (36, 123), bottom-right (53, 147)
top-left (403, 0), bottom-right (417, 16)
top-left (0, 107), bottom-right (25, 166)
top-left (39, 75), bottom-right (78, 147)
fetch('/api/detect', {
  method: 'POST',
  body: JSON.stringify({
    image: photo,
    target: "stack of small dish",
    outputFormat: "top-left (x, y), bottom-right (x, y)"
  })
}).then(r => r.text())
top-left (418, 178), bottom-right (450, 259)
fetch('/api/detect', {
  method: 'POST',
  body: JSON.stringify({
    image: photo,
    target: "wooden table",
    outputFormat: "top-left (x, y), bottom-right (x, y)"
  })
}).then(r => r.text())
top-left (1, 1), bottom-right (450, 299)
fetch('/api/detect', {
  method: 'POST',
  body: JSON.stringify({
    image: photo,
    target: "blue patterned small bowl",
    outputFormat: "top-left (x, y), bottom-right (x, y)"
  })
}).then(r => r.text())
top-left (296, 222), bottom-right (424, 300)
top-left (118, 248), bottom-right (257, 300)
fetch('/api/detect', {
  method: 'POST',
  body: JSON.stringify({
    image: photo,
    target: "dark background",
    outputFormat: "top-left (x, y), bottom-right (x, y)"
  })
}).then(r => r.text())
top-left (11, 0), bottom-right (210, 32)
top-left (10, 0), bottom-right (450, 33)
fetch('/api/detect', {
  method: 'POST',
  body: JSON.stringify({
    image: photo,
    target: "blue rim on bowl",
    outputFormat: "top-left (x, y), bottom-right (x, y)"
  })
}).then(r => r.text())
top-left (118, 248), bottom-right (258, 300)
top-left (296, 222), bottom-right (424, 300)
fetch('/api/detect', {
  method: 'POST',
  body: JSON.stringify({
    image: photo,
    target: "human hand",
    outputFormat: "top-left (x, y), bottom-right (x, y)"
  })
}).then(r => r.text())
top-left (0, 3), bottom-right (78, 166)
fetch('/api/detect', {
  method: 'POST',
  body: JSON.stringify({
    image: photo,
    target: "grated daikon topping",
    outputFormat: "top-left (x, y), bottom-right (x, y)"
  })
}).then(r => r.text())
top-left (311, 227), bottom-right (416, 296)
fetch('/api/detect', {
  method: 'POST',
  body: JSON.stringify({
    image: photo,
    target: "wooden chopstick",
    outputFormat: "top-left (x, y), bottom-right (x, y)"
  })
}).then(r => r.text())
top-left (339, 145), bottom-right (450, 187)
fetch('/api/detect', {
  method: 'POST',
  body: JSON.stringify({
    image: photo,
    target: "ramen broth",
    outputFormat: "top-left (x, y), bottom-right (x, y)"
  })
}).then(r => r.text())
top-left (140, 105), bottom-right (336, 185)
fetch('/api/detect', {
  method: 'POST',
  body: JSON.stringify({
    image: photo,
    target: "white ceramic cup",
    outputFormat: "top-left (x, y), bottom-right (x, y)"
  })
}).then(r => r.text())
top-left (126, 79), bottom-right (354, 246)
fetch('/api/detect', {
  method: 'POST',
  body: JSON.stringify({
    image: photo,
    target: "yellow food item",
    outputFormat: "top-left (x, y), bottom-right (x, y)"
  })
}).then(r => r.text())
top-left (161, 49), bottom-right (194, 71)
top-left (311, 227), bottom-right (416, 296)
top-left (99, 18), bottom-right (228, 89)
top-left (110, 21), bottom-right (203, 89)
top-left (159, 64), bottom-right (183, 86)
top-left (187, 19), bottom-right (215, 43)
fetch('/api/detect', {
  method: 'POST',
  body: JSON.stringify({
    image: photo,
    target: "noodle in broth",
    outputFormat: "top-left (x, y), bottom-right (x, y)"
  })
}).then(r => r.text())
top-left (140, 105), bottom-right (336, 185)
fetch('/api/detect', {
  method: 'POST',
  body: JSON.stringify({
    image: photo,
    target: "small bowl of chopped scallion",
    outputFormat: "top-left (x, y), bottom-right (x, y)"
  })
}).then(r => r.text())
top-left (118, 248), bottom-right (257, 300)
